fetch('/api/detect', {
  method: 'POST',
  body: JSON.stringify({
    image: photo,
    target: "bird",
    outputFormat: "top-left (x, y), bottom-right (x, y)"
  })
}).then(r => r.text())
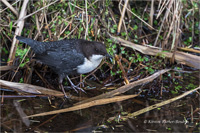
top-left (16, 35), bottom-right (111, 97)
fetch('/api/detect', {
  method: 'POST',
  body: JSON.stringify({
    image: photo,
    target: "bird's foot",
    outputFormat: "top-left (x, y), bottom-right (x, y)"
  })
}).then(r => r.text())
top-left (70, 83), bottom-right (86, 93)
top-left (76, 81), bottom-right (85, 88)
top-left (67, 76), bottom-right (86, 93)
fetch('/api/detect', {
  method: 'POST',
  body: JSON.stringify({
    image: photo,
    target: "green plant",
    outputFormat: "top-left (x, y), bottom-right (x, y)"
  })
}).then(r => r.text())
top-left (121, 32), bottom-right (126, 37)
top-left (78, 27), bottom-right (84, 39)
top-left (175, 85), bottom-right (182, 91)
top-left (186, 83), bottom-right (197, 90)
top-left (106, 38), bottom-right (116, 57)
top-left (134, 34), bottom-right (138, 43)
top-left (2, 47), bottom-right (9, 54)
top-left (19, 78), bottom-right (24, 83)
top-left (110, 24), bottom-right (117, 33)
top-left (9, 21), bottom-right (13, 32)
top-left (15, 47), bottom-right (29, 67)
top-left (184, 37), bottom-right (192, 46)
top-left (144, 66), bottom-right (155, 74)
top-left (133, 25), bottom-right (138, 30)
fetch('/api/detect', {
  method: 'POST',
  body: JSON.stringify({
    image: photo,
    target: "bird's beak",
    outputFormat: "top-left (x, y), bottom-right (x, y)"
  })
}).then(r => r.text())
top-left (106, 53), bottom-right (113, 62)
top-left (106, 53), bottom-right (112, 58)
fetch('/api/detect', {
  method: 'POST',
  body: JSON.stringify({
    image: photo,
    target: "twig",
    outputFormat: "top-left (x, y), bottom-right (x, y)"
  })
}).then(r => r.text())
top-left (84, 0), bottom-right (88, 39)
top-left (115, 54), bottom-right (129, 84)
top-left (0, 0), bottom-right (20, 14)
top-left (0, 79), bottom-right (63, 96)
top-left (149, 0), bottom-right (154, 28)
top-left (69, 2), bottom-right (84, 11)
top-left (10, 47), bottom-right (31, 81)
top-left (88, 0), bottom-right (99, 8)
top-left (153, 0), bottom-right (173, 46)
top-left (126, 86), bottom-right (200, 118)
top-left (58, 20), bottom-right (72, 37)
top-left (10, 16), bottom-right (45, 81)
top-left (177, 47), bottom-right (200, 54)
top-left (8, 0), bottom-right (29, 66)
top-left (120, 2), bottom-right (156, 30)
top-left (0, 24), bottom-right (18, 28)
top-left (157, 0), bottom-right (170, 18)
top-left (26, 94), bottom-right (139, 118)
top-left (63, 22), bottom-right (80, 39)
top-left (0, 79), bottom-right (87, 101)
top-left (76, 69), bottom-right (170, 105)
top-left (34, 69), bottom-right (55, 89)
top-left (13, 100), bottom-right (30, 127)
top-left (14, 0), bottom-right (59, 25)
top-left (109, 35), bottom-right (200, 69)
top-left (117, 0), bottom-right (129, 34)
top-left (0, 66), bottom-right (17, 71)
top-left (1, 0), bottom-right (19, 16)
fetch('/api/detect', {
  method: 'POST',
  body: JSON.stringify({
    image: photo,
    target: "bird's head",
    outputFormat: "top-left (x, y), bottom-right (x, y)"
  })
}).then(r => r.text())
top-left (81, 40), bottom-right (111, 61)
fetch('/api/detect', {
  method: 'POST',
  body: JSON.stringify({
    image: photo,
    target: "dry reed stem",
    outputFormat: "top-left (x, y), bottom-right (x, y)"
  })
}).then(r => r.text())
top-left (27, 94), bottom-right (139, 118)
top-left (13, 100), bottom-right (30, 127)
top-left (149, 0), bottom-right (154, 28)
top-left (1, 0), bottom-right (18, 16)
top-left (126, 86), bottom-right (200, 118)
top-left (157, 0), bottom-right (170, 18)
top-left (14, 0), bottom-right (59, 25)
top-left (26, 69), bottom-right (170, 118)
top-left (8, 0), bottom-right (29, 66)
top-left (115, 54), bottom-right (130, 84)
top-left (154, 0), bottom-right (174, 46)
top-left (84, 0), bottom-right (88, 39)
top-left (76, 69), bottom-right (170, 105)
top-left (110, 35), bottom-right (200, 69)
top-left (0, 0), bottom-right (20, 14)
top-left (10, 47), bottom-right (31, 82)
top-left (120, 2), bottom-right (156, 30)
top-left (177, 47), bottom-right (200, 54)
top-left (0, 79), bottom-right (87, 101)
top-left (117, 0), bottom-right (129, 34)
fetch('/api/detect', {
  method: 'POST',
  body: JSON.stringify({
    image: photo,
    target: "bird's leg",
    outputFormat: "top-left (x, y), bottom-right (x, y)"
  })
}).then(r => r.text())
top-left (79, 75), bottom-right (85, 88)
top-left (59, 76), bottom-right (69, 98)
top-left (66, 76), bottom-right (86, 93)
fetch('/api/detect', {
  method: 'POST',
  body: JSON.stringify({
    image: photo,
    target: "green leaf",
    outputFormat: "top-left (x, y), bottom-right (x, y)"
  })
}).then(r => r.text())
top-left (110, 28), bottom-right (115, 33)
top-left (64, 21), bottom-right (68, 26)
top-left (133, 25), bottom-right (138, 30)
top-left (19, 78), bottom-right (23, 83)
top-left (9, 21), bottom-right (13, 32)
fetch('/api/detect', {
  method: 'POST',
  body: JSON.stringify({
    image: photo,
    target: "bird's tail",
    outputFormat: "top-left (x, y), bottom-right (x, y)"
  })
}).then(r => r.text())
top-left (16, 36), bottom-right (45, 54)
top-left (16, 36), bottom-right (37, 47)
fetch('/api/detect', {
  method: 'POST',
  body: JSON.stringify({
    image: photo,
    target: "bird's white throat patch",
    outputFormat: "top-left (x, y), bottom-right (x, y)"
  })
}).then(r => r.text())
top-left (77, 54), bottom-right (104, 74)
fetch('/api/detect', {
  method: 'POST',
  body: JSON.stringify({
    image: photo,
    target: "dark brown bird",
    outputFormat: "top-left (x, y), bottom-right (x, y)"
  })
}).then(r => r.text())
top-left (16, 36), bottom-right (111, 97)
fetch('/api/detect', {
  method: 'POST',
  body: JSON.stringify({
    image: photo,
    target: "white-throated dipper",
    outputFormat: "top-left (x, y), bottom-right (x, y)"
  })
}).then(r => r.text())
top-left (16, 36), bottom-right (110, 97)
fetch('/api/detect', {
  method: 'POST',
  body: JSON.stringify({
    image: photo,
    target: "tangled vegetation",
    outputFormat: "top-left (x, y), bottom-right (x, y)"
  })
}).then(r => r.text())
top-left (1, 0), bottom-right (199, 132)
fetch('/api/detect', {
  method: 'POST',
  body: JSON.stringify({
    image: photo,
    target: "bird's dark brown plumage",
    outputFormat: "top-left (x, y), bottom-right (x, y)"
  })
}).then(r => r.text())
top-left (16, 36), bottom-right (110, 97)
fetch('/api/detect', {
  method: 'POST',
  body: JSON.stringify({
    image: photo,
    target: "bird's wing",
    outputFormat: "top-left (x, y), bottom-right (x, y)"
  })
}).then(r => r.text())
top-left (35, 48), bottom-right (84, 70)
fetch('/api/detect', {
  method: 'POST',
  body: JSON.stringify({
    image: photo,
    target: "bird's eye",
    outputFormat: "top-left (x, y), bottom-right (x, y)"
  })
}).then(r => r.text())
top-left (95, 48), bottom-right (98, 51)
